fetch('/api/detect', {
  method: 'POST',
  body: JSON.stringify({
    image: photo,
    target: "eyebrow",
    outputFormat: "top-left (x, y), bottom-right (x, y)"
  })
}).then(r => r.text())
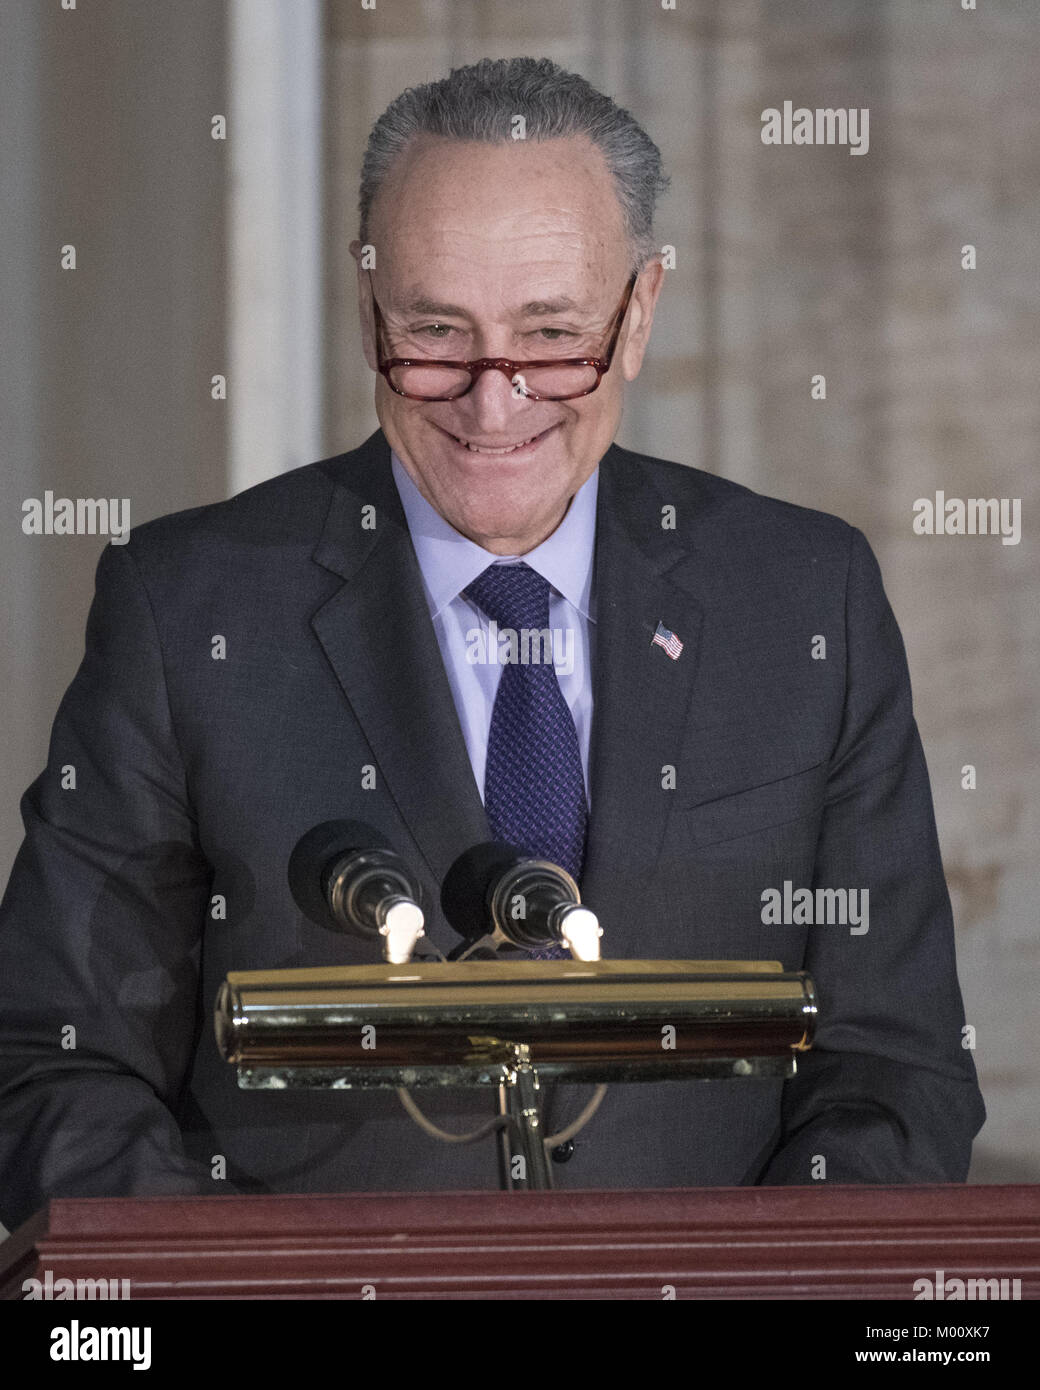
top-left (396, 292), bottom-right (588, 318)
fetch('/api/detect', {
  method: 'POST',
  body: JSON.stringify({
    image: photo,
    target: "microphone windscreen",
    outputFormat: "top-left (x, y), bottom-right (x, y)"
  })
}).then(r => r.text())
top-left (440, 840), bottom-right (521, 940)
top-left (288, 819), bottom-right (393, 929)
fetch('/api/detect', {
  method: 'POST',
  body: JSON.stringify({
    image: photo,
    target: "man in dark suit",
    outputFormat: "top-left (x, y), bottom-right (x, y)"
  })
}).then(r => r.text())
top-left (0, 58), bottom-right (983, 1233)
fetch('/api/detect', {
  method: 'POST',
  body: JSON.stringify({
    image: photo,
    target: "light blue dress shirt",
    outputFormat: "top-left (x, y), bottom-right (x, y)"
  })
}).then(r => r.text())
top-left (390, 450), bottom-right (598, 808)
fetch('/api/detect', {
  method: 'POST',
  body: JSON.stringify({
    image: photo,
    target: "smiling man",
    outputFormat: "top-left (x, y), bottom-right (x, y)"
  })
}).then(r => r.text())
top-left (0, 58), bottom-right (984, 1231)
top-left (355, 125), bottom-right (661, 554)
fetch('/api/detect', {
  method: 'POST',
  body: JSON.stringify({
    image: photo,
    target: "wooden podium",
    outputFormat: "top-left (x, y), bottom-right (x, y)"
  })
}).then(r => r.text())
top-left (2, 1184), bottom-right (1038, 1300)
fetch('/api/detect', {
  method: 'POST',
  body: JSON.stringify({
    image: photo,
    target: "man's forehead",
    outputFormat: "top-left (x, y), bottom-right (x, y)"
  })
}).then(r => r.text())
top-left (369, 133), bottom-right (629, 278)
top-left (392, 286), bottom-right (594, 318)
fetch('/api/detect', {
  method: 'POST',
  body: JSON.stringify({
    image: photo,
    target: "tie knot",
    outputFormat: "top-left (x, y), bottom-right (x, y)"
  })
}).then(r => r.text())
top-left (464, 562), bottom-right (552, 631)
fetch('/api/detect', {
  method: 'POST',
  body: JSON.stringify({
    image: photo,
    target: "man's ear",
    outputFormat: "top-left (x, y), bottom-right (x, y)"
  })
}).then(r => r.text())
top-left (350, 238), bottom-right (378, 373)
top-left (620, 257), bottom-right (666, 382)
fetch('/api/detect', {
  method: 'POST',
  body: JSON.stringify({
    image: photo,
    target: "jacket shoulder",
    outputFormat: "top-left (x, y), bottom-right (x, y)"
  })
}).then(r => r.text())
top-left (607, 442), bottom-right (858, 559)
top-left (124, 452), bottom-right (353, 562)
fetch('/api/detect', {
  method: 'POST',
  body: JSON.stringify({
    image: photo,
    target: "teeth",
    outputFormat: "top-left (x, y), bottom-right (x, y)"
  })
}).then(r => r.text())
top-left (454, 432), bottom-right (541, 454)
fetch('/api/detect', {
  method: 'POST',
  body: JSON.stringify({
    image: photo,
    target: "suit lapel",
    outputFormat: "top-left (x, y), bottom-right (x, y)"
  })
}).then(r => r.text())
top-left (309, 431), bottom-right (489, 901)
top-left (580, 445), bottom-right (706, 946)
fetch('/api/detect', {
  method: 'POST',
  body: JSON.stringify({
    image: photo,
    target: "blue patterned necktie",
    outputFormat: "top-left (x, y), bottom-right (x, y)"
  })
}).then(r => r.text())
top-left (464, 563), bottom-right (588, 957)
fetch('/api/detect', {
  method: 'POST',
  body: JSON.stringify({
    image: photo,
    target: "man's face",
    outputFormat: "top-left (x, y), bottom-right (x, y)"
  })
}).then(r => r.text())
top-left (352, 133), bottom-right (663, 554)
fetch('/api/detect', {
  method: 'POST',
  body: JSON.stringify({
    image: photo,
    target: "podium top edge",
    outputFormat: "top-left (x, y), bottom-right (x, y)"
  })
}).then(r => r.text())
top-left (225, 960), bottom-right (790, 987)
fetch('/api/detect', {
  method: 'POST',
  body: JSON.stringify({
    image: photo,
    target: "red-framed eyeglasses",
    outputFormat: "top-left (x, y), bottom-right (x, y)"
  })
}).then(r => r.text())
top-left (368, 271), bottom-right (639, 401)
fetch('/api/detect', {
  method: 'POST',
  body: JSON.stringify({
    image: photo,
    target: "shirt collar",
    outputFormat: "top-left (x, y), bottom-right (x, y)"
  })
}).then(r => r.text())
top-left (391, 450), bottom-right (598, 621)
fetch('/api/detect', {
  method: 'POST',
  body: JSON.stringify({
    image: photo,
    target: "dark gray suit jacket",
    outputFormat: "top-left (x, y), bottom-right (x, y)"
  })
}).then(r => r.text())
top-left (0, 429), bottom-right (985, 1230)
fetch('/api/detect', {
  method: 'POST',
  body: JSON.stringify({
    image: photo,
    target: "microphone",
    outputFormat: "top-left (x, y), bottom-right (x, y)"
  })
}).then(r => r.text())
top-left (440, 842), bottom-right (602, 962)
top-left (288, 819), bottom-right (425, 964)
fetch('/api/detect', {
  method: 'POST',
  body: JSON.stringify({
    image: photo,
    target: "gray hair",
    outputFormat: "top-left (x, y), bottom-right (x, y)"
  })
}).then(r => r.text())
top-left (359, 56), bottom-right (669, 272)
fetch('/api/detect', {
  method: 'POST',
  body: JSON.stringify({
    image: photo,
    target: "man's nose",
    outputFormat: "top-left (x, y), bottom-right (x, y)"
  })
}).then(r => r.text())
top-left (458, 362), bottom-right (531, 428)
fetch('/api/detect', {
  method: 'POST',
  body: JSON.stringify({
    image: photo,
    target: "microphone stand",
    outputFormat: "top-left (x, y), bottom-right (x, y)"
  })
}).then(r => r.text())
top-left (499, 1043), bottom-right (554, 1191)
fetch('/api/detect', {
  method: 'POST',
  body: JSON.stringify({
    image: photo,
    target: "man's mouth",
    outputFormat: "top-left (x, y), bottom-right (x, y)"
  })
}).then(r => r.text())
top-left (437, 423), bottom-right (559, 456)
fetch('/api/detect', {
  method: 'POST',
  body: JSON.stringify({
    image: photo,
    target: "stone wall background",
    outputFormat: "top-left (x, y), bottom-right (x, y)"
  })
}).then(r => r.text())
top-left (1, 1), bottom-right (1036, 1219)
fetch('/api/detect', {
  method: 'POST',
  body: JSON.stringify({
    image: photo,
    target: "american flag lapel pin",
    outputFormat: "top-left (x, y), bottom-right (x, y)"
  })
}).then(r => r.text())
top-left (651, 620), bottom-right (684, 660)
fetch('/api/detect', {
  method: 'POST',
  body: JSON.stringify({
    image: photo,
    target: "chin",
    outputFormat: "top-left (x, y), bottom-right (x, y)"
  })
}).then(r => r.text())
top-left (449, 503), bottom-right (549, 550)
